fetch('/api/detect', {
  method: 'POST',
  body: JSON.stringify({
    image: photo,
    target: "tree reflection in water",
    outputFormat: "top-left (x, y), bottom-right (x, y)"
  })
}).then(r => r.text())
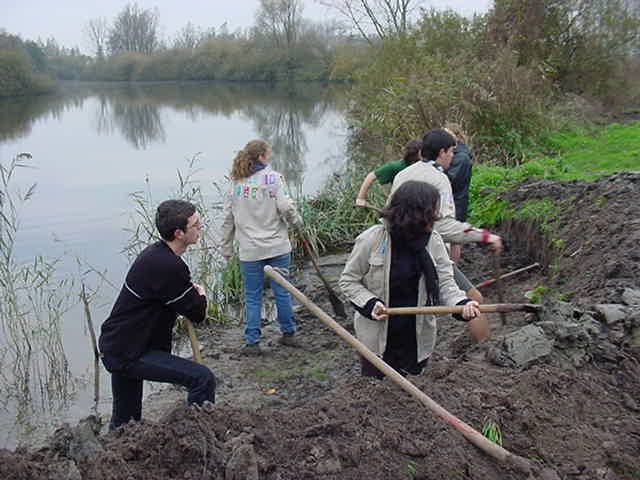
top-left (0, 83), bottom-right (344, 170)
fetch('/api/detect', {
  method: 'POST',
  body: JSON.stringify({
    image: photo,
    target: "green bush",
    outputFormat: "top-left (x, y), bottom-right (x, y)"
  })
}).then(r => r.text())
top-left (0, 51), bottom-right (55, 97)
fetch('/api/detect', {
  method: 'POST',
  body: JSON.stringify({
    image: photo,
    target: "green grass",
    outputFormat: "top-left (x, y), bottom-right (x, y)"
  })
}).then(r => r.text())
top-left (469, 121), bottom-right (640, 227)
top-left (547, 122), bottom-right (640, 179)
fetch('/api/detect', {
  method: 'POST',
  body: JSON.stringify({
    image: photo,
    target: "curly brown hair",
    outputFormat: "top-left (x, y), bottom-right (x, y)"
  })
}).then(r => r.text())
top-left (230, 139), bottom-right (271, 181)
top-left (382, 181), bottom-right (440, 237)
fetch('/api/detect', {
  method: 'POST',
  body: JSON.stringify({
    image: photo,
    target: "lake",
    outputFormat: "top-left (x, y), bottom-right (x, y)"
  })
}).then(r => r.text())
top-left (0, 82), bottom-right (348, 449)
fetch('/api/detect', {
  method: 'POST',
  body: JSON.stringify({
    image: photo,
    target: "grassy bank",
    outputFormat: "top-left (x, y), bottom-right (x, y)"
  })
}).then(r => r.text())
top-left (469, 121), bottom-right (640, 227)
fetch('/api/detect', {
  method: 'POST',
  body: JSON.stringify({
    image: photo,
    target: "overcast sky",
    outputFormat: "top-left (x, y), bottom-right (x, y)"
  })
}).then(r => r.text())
top-left (1, 0), bottom-right (492, 53)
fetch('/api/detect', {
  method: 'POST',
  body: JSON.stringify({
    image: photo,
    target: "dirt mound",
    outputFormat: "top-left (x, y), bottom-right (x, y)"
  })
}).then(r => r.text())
top-left (502, 171), bottom-right (640, 304)
top-left (1, 173), bottom-right (639, 480)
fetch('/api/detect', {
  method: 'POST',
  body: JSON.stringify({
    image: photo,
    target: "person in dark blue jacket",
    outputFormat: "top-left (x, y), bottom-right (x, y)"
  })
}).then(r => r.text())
top-left (99, 199), bottom-right (215, 431)
top-left (444, 123), bottom-right (473, 223)
top-left (444, 123), bottom-right (474, 265)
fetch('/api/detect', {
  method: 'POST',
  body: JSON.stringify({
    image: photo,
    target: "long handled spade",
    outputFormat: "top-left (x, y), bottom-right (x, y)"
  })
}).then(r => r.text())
top-left (383, 303), bottom-right (541, 316)
top-left (475, 262), bottom-right (540, 289)
top-left (184, 318), bottom-right (203, 364)
top-left (298, 230), bottom-right (347, 318)
top-left (264, 265), bottom-right (536, 475)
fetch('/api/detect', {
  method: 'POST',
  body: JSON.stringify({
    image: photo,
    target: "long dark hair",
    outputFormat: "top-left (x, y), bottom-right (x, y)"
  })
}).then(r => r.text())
top-left (382, 181), bottom-right (440, 238)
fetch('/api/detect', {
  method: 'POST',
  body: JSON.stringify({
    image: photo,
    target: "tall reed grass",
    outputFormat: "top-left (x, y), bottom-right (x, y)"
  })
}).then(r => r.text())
top-left (0, 153), bottom-right (75, 443)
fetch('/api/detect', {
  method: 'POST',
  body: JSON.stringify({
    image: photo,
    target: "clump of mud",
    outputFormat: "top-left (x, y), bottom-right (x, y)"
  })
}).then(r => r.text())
top-left (1, 174), bottom-right (639, 480)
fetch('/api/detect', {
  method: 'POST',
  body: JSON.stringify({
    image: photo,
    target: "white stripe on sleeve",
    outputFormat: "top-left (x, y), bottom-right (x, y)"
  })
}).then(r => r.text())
top-left (165, 285), bottom-right (194, 305)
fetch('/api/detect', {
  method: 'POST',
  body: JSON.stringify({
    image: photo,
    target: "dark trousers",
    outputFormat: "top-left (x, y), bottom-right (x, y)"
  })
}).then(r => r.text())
top-left (107, 350), bottom-right (216, 430)
top-left (360, 354), bottom-right (428, 379)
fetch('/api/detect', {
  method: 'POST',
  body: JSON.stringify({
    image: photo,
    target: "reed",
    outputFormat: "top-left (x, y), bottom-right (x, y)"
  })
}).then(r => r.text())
top-left (0, 154), bottom-right (75, 441)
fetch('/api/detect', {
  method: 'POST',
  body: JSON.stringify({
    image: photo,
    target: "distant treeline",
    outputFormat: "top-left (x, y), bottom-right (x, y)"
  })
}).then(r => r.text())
top-left (0, 1), bottom-right (369, 96)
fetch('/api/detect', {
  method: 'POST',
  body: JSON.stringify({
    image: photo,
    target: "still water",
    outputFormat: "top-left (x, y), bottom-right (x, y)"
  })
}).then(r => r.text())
top-left (0, 82), bottom-right (348, 448)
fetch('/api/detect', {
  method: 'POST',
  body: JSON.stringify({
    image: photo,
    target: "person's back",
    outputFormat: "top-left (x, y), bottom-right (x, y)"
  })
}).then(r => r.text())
top-left (391, 160), bottom-right (456, 221)
top-left (221, 139), bottom-right (302, 352)
top-left (225, 165), bottom-right (298, 261)
top-left (444, 123), bottom-right (473, 222)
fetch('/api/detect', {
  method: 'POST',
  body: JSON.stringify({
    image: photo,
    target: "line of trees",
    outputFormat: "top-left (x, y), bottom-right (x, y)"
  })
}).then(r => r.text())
top-left (76, 0), bottom-right (364, 83)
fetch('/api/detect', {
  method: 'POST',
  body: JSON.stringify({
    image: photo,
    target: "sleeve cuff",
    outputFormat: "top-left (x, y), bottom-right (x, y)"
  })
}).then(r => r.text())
top-left (352, 297), bottom-right (383, 319)
top-left (454, 298), bottom-right (473, 321)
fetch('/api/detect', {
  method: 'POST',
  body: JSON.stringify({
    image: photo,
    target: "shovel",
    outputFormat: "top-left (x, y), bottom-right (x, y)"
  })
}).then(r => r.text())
top-left (382, 303), bottom-right (541, 316)
top-left (184, 318), bottom-right (203, 364)
top-left (299, 230), bottom-right (347, 318)
top-left (264, 265), bottom-right (536, 475)
top-left (475, 263), bottom-right (540, 289)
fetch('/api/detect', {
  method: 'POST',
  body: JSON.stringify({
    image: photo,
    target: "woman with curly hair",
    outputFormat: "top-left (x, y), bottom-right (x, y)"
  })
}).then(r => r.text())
top-left (221, 139), bottom-right (302, 354)
top-left (340, 180), bottom-right (486, 378)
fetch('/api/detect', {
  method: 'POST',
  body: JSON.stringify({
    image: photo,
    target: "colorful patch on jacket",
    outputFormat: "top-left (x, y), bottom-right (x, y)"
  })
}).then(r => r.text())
top-left (234, 172), bottom-right (279, 200)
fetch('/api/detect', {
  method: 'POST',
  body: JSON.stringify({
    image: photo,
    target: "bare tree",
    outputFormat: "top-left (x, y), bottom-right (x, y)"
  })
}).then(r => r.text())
top-left (173, 22), bottom-right (204, 50)
top-left (108, 2), bottom-right (160, 55)
top-left (84, 17), bottom-right (109, 59)
top-left (317, 0), bottom-right (421, 45)
top-left (255, 0), bottom-right (303, 50)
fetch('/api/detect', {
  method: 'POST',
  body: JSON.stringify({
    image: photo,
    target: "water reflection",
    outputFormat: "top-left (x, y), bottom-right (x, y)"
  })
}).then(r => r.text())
top-left (94, 92), bottom-right (166, 149)
top-left (247, 84), bottom-right (331, 193)
top-left (0, 83), bottom-right (345, 193)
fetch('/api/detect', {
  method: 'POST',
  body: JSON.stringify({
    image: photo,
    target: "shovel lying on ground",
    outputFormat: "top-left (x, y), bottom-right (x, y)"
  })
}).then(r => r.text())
top-left (264, 265), bottom-right (536, 475)
top-left (299, 230), bottom-right (347, 318)
top-left (475, 262), bottom-right (541, 289)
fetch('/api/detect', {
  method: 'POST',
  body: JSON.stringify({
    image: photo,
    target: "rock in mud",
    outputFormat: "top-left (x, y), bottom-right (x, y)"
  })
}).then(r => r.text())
top-left (539, 299), bottom-right (579, 323)
top-left (621, 288), bottom-right (640, 306)
top-left (488, 325), bottom-right (553, 368)
top-left (225, 439), bottom-right (259, 480)
top-left (50, 459), bottom-right (82, 480)
top-left (51, 415), bottom-right (104, 464)
top-left (593, 304), bottom-right (629, 325)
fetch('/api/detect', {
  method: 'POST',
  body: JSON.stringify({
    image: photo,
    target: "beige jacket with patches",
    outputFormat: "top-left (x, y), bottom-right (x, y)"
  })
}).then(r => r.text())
top-left (339, 224), bottom-right (467, 362)
top-left (221, 166), bottom-right (301, 262)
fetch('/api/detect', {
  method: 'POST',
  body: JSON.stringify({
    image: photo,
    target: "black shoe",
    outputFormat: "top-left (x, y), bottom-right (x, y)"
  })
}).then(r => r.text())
top-left (241, 343), bottom-right (263, 356)
top-left (278, 332), bottom-right (301, 348)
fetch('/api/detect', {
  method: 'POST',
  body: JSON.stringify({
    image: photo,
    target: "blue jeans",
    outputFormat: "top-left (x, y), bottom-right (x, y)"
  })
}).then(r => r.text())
top-left (105, 350), bottom-right (216, 430)
top-left (240, 253), bottom-right (296, 345)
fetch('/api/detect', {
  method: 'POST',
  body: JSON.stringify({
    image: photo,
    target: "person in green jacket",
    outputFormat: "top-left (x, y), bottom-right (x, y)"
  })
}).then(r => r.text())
top-left (355, 139), bottom-right (422, 207)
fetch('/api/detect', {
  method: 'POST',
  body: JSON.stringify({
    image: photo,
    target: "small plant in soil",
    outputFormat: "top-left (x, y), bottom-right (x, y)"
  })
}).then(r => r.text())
top-left (406, 460), bottom-right (418, 479)
top-left (481, 418), bottom-right (503, 446)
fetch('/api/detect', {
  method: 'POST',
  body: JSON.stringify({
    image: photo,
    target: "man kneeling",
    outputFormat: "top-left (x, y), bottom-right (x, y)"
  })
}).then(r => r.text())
top-left (99, 199), bottom-right (215, 431)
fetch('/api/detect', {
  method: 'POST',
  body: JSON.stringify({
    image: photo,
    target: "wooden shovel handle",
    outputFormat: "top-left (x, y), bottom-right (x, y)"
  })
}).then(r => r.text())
top-left (184, 318), bottom-right (203, 364)
top-left (383, 303), bottom-right (540, 316)
top-left (263, 265), bottom-right (534, 474)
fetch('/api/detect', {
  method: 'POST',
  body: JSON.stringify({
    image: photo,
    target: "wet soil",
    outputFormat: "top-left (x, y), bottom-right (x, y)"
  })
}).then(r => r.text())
top-left (2, 173), bottom-right (639, 480)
